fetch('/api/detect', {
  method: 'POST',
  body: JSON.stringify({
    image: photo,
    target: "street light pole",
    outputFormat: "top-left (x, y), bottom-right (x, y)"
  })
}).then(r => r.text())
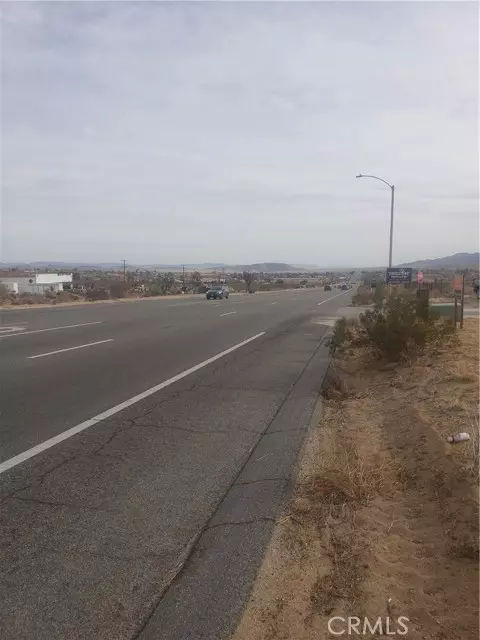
top-left (356, 174), bottom-right (395, 268)
top-left (388, 184), bottom-right (395, 269)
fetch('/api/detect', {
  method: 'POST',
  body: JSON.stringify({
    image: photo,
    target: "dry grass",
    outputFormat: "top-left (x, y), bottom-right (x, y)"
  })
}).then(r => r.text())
top-left (312, 446), bottom-right (392, 504)
top-left (322, 366), bottom-right (353, 400)
top-left (444, 358), bottom-right (478, 383)
top-left (309, 506), bottom-right (366, 616)
top-left (398, 318), bottom-right (479, 481)
top-left (233, 319), bottom-right (479, 640)
top-left (464, 406), bottom-right (480, 479)
top-left (351, 284), bottom-right (376, 307)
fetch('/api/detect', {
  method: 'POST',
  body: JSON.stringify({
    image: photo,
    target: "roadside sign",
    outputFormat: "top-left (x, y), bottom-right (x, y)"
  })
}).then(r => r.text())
top-left (386, 268), bottom-right (412, 285)
top-left (417, 271), bottom-right (424, 285)
top-left (454, 275), bottom-right (462, 292)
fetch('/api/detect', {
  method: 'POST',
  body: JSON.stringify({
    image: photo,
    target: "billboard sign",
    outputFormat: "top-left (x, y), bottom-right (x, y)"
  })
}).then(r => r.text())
top-left (386, 268), bottom-right (413, 285)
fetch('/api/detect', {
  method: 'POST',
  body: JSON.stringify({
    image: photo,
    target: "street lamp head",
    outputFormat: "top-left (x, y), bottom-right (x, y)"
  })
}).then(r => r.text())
top-left (356, 174), bottom-right (363, 178)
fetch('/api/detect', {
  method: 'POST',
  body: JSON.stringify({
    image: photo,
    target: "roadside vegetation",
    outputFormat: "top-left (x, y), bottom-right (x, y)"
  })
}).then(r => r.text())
top-left (351, 283), bottom-right (384, 306)
top-left (234, 305), bottom-right (478, 640)
top-left (333, 291), bottom-right (456, 361)
top-left (0, 269), bottom-right (345, 307)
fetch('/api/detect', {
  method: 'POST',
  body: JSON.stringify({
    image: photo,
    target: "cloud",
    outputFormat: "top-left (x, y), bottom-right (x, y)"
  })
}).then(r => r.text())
top-left (1, 0), bottom-right (478, 266)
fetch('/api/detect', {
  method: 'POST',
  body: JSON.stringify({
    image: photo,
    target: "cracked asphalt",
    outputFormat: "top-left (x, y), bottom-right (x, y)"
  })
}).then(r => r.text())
top-left (0, 288), bottom-right (352, 639)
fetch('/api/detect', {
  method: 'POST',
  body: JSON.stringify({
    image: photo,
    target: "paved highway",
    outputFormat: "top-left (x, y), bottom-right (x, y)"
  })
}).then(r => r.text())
top-left (0, 287), bottom-right (352, 640)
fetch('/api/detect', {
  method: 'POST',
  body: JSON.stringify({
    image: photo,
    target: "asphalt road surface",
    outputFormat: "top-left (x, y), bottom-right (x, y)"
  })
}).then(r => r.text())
top-left (0, 287), bottom-right (353, 640)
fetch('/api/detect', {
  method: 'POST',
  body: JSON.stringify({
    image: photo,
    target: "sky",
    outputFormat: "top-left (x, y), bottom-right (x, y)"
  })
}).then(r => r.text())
top-left (1, 0), bottom-right (478, 267)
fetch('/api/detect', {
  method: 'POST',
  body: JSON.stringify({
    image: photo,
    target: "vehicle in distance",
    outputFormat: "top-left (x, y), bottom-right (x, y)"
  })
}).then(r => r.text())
top-left (340, 284), bottom-right (348, 290)
top-left (324, 284), bottom-right (332, 291)
top-left (206, 285), bottom-right (230, 300)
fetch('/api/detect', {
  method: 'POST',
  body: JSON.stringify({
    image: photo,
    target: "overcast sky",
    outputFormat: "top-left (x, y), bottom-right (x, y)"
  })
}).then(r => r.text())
top-left (1, 1), bottom-right (478, 267)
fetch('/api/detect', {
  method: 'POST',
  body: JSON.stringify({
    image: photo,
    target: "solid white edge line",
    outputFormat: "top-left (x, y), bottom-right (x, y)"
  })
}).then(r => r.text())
top-left (0, 331), bottom-right (266, 474)
top-left (317, 290), bottom-right (350, 306)
top-left (28, 339), bottom-right (114, 360)
top-left (219, 311), bottom-right (236, 317)
top-left (0, 321), bottom-right (102, 339)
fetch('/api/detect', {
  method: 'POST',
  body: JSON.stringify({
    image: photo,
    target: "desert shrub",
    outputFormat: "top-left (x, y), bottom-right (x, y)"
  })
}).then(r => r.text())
top-left (373, 283), bottom-right (386, 307)
top-left (0, 283), bottom-right (10, 299)
top-left (43, 289), bottom-right (58, 302)
top-left (145, 273), bottom-right (176, 296)
top-left (144, 284), bottom-right (162, 297)
top-left (360, 295), bottom-right (454, 360)
top-left (56, 291), bottom-right (79, 303)
top-left (331, 293), bottom-right (455, 361)
top-left (330, 317), bottom-right (356, 353)
top-left (352, 285), bottom-right (374, 306)
top-left (109, 282), bottom-right (127, 299)
top-left (351, 283), bottom-right (386, 307)
top-left (11, 293), bottom-right (49, 305)
top-left (85, 288), bottom-right (109, 301)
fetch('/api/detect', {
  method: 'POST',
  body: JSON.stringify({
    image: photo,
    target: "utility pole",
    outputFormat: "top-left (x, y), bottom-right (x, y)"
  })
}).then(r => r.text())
top-left (182, 264), bottom-right (185, 292)
top-left (121, 260), bottom-right (127, 283)
top-left (388, 185), bottom-right (395, 269)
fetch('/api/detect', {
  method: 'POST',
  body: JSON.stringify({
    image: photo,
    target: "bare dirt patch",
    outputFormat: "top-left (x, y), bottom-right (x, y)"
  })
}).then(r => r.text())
top-left (233, 319), bottom-right (479, 640)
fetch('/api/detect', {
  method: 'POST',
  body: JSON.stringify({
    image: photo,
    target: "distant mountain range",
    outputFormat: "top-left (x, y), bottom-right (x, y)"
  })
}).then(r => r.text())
top-left (0, 260), bottom-right (314, 273)
top-left (0, 261), bottom-right (228, 271)
top-left (0, 261), bottom-right (126, 270)
top-left (398, 252), bottom-right (479, 269)
top-left (5, 254), bottom-right (476, 272)
top-left (241, 262), bottom-right (298, 272)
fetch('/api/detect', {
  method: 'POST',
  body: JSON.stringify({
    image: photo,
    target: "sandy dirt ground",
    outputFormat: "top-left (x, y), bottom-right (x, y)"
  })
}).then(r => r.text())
top-left (234, 319), bottom-right (479, 640)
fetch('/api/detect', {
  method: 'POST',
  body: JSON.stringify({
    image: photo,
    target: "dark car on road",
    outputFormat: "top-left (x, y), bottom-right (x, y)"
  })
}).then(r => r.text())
top-left (324, 284), bottom-right (332, 291)
top-left (206, 285), bottom-right (230, 300)
top-left (340, 284), bottom-right (348, 290)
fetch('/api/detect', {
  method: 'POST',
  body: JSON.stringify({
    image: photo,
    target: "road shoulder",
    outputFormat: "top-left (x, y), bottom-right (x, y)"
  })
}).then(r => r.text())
top-left (233, 319), bottom-right (479, 640)
top-left (138, 328), bottom-right (331, 640)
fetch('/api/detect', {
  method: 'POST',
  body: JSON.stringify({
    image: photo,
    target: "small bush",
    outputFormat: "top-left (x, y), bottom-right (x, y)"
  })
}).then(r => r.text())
top-left (144, 285), bottom-right (163, 297)
top-left (109, 282), bottom-right (127, 299)
top-left (330, 317), bottom-right (356, 353)
top-left (85, 288), bottom-right (109, 301)
top-left (56, 291), bottom-right (79, 303)
top-left (352, 290), bottom-right (372, 306)
top-left (44, 289), bottom-right (57, 300)
top-left (331, 293), bottom-right (456, 361)
top-left (11, 293), bottom-right (49, 305)
top-left (351, 283), bottom-right (386, 307)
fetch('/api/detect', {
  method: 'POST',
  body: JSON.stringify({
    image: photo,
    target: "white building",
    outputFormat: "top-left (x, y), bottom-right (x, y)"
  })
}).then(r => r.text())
top-left (0, 273), bottom-right (73, 295)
